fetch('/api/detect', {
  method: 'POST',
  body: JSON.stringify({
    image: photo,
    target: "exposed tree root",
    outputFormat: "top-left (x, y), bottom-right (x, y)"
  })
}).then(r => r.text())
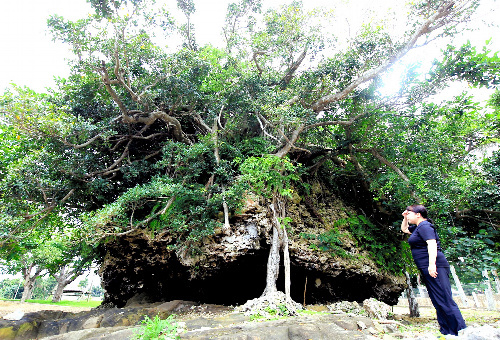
top-left (237, 291), bottom-right (303, 317)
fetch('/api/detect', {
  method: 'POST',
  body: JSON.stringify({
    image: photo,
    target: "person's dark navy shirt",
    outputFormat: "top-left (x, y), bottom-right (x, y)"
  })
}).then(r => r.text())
top-left (408, 220), bottom-right (449, 269)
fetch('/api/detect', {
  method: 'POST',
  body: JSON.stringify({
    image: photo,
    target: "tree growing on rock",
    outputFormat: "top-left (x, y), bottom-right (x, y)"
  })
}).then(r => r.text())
top-left (238, 155), bottom-right (303, 313)
top-left (1, 0), bottom-right (499, 309)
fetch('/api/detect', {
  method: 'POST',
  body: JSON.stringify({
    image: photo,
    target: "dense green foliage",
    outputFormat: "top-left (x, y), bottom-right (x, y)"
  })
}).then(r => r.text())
top-left (0, 0), bottom-right (499, 286)
top-left (0, 276), bottom-right (58, 300)
top-left (301, 213), bottom-right (414, 274)
top-left (0, 278), bottom-right (23, 299)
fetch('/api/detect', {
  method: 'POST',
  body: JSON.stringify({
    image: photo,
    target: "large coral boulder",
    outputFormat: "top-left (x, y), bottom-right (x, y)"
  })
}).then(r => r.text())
top-left (99, 189), bottom-right (405, 307)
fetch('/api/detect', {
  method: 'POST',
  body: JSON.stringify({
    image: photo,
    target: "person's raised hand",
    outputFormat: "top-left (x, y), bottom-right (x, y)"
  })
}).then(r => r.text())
top-left (428, 264), bottom-right (438, 278)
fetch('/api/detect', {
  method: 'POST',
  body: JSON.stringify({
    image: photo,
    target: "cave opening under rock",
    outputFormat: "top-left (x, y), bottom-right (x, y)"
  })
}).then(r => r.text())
top-left (102, 242), bottom-right (403, 307)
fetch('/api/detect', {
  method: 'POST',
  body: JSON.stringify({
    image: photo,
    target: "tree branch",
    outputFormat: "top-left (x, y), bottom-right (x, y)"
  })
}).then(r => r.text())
top-left (84, 141), bottom-right (131, 178)
top-left (456, 209), bottom-right (500, 216)
top-left (63, 134), bottom-right (102, 149)
top-left (456, 215), bottom-right (499, 228)
top-left (369, 148), bottom-right (422, 203)
top-left (252, 51), bottom-right (267, 76)
top-left (280, 45), bottom-right (308, 89)
top-left (303, 113), bottom-right (364, 132)
top-left (273, 112), bottom-right (364, 158)
top-left (190, 112), bottom-right (212, 134)
top-left (255, 113), bottom-right (281, 143)
top-left (23, 189), bottom-right (76, 220)
top-left (113, 47), bottom-right (140, 102)
top-left (274, 123), bottom-right (306, 158)
top-left (99, 61), bottom-right (130, 117)
top-left (100, 195), bottom-right (177, 238)
top-left (311, 1), bottom-right (469, 112)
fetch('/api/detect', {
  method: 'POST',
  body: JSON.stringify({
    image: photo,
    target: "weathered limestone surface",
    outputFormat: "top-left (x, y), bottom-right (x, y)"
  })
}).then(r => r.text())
top-left (0, 300), bottom-right (218, 340)
top-left (4, 302), bottom-right (500, 340)
top-left (99, 187), bottom-right (406, 307)
top-left (0, 300), bottom-right (393, 340)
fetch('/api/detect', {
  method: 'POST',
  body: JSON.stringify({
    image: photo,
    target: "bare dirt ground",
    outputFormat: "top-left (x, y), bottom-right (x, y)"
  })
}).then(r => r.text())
top-left (0, 300), bottom-right (93, 318)
top-left (393, 305), bottom-right (500, 320)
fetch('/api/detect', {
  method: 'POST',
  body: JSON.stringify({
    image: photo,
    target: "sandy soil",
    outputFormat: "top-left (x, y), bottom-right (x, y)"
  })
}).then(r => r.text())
top-left (0, 300), bottom-right (93, 318)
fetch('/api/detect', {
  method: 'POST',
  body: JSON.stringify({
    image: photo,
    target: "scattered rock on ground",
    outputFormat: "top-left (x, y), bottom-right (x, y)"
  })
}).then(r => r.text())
top-left (455, 325), bottom-right (500, 339)
top-left (2, 310), bottom-right (24, 321)
top-left (363, 298), bottom-right (392, 319)
top-left (328, 300), bottom-right (365, 315)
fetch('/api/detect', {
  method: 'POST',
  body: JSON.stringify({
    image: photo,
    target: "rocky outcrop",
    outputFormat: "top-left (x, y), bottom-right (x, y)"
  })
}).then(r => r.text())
top-left (99, 186), bottom-right (406, 307)
top-left (0, 299), bottom-right (400, 340)
top-left (179, 313), bottom-right (383, 340)
top-left (0, 300), bottom-right (228, 340)
top-left (4, 300), bottom-right (500, 340)
top-left (0, 307), bottom-right (145, 339)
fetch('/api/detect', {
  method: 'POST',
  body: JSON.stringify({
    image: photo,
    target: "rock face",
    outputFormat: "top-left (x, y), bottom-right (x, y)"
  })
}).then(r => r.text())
top-left (4, 300), bottom-right (500, 340)
top-left (0, 300), bottom-right (230, 340)
top-left (0, 300), bottom-right (401, 340)
top-left (99, 187), bottom-right (406, 307)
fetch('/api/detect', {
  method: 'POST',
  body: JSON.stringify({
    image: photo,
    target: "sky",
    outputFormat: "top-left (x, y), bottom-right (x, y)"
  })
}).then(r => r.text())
top-left (5, 0), bottom-right (497, 93)
top-left (0, 0), bottom-right (270, 92)
top-left (0, 0), bottom-right (498, 93)
top-left (0, 0), bottom-right (91, 92)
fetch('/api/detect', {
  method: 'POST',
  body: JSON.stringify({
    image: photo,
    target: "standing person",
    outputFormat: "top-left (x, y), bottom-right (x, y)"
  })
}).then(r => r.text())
top-left (401, 204), bottom-right (466, 336)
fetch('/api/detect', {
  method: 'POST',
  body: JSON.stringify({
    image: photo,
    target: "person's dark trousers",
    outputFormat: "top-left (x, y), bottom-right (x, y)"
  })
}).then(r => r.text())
top-left (420, 267), bottom-right (466, 336)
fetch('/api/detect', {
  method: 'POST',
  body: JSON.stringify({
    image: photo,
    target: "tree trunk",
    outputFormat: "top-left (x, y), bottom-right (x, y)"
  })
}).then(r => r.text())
top-left (52, 265), bottom-right (80, 302)
top-left (222, 195), bottom-right (230, 232)
top-left (276, 197), bottom-right (292, 302)
top-left (52, 265), bottom-right (69, 302)
top-left (239, 185), bottom-right (299, 315)
top-left (492, 270), bottom-right (500, 293)
top-left (471, 292), bottom-right (480, 308)
top-left (283, 224), bottom-right (291, 301)
top-left (261, 196), bottom-right (293, 306)
top-left (261, 222), bottom-right (280, 296)
top-left (482, 270), bottom-right (496, 310)
top-left (13, 282), bottom-right (21, 300)
top-left (405, 271), bottom-right (420, 317)
top-left (211, 111), bottom-right (231, 234)
top-left (21, 279), bottom-right (36, 302)
top-left (52, 282), bottom-right (66, 303)
top-left (20, 264), bottom-right (43, 302)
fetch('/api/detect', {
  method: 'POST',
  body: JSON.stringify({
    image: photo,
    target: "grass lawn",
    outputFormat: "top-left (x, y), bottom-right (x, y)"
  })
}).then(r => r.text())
top-left (1, 298), bottom-right (101, 308)
top-left (28, 299), bottom-right (102, 308)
